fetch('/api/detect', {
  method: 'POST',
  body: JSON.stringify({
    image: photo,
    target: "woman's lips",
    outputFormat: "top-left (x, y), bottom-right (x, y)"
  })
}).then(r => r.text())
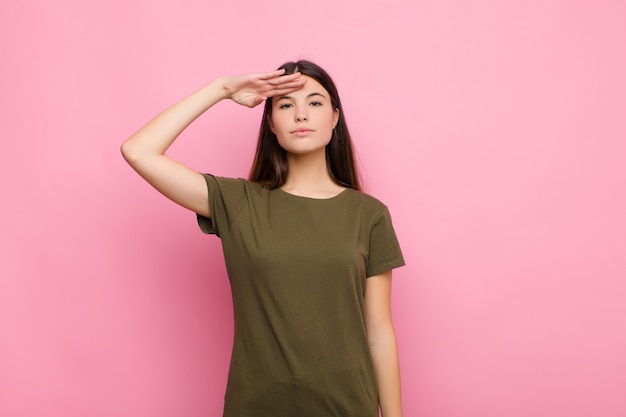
top-left (291, 128), bottom-right (314, 136)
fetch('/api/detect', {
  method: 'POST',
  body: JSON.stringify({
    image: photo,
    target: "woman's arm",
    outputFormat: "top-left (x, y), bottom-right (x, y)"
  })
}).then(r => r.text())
top-left (120, 70), bottom-right (306, 217)
top-left (364, 270), bottom-right (402, 417)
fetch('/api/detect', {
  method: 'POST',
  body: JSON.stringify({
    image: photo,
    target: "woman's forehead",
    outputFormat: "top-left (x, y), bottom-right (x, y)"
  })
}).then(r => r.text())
top-left (296, 76), bottom-right (329, 97)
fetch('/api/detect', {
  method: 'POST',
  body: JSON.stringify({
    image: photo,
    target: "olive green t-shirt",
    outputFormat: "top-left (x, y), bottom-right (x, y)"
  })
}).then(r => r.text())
top-left (197, 174), bottom-right (405, 417)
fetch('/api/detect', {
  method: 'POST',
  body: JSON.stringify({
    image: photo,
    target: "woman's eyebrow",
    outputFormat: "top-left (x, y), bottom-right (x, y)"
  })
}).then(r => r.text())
top-left (276, 92), bottom-right (326, 102)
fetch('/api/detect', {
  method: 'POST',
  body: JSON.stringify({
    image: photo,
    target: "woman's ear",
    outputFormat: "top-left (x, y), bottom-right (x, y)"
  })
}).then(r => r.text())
top-left (268, 115), bottom-right (275, 134)
top-left (333, 108), bottom-right (340, 129)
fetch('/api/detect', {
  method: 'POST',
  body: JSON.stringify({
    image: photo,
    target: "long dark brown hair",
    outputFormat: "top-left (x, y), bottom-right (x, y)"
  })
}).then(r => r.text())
top-left (248, 60), bottom-right (361, 191)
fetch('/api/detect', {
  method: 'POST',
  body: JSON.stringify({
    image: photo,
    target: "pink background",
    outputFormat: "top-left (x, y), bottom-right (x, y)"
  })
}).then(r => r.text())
top-left (1, 0), bottom-right (625, 416)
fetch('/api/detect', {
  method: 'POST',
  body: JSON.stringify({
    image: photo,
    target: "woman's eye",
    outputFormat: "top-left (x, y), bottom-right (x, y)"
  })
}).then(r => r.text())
top-left (310, 101), bottom-right (322, 106)
top-left (279, 103), bottom-right (293, 109)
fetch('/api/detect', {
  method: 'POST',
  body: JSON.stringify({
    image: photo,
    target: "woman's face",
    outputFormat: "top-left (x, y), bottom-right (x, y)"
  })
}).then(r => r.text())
top-left (269, 76), bottom-right (339, 156)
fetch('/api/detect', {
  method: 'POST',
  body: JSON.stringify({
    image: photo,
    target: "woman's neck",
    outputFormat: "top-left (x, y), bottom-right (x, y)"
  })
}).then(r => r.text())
top-left (282, 151), bottom-right (345, 198)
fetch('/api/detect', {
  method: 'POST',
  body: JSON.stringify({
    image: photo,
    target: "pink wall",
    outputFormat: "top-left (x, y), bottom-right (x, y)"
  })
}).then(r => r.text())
top-left (2, 1), bottom-right (625, 416)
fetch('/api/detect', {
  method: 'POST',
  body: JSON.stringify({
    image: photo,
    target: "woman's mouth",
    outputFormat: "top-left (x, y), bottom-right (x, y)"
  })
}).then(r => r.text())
top-left (292, 128), bottom-right (313, 136)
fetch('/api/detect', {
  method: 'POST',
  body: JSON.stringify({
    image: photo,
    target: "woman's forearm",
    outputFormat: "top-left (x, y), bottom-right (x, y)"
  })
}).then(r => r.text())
top-left (121, 77), bottom-right (228, 163)
top-left (369, 327), bottom-right (402, 417)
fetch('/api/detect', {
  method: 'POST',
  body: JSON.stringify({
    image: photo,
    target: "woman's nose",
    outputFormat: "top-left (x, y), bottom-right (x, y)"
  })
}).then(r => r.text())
top-left (295, 111), bottom-right (308, 122)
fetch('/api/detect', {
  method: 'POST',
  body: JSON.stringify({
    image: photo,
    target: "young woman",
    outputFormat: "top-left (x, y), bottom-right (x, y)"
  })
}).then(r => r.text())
top-left (121, 60), bottom-right (405, 417)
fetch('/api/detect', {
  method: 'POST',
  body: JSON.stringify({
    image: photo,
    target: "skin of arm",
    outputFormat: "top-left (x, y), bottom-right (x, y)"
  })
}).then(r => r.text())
top-left (120, 70), bottom-right (306, 217)
top-left (364, 270), bottom-right (402, 417)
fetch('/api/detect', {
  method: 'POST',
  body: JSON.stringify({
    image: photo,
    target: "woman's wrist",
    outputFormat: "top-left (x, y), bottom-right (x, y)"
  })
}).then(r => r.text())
top-left (211, 76), bottom-right (230, 101)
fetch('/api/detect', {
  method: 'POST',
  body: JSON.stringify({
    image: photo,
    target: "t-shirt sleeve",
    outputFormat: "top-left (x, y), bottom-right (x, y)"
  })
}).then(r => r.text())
top-left (366, 207), bottom-right (406, 277)
top-left (196, 174), bottom-right (247, 237)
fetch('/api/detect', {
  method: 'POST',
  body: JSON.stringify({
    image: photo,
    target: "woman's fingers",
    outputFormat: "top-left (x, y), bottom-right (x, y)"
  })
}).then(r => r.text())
top-left (255, 68), bottom-right (286, 80)
top-left (265, 71), bottom-right (301, 84)
top-left (226, 69), bottom-right (307, 107)
top-left (263, 74), bottom-right (307, 97)
top-left (266, 83), bottom-right (304, 98)
top-left (256, 70), bottom-right (304, 87)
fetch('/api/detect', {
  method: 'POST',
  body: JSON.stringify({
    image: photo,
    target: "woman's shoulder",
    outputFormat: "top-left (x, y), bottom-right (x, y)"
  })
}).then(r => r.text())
top-left (343, 188), bottom-right (390, 214)
top-left (200, 175), bottom-right (271, 205)
top-left (204, 174), bottom-right (267, 191)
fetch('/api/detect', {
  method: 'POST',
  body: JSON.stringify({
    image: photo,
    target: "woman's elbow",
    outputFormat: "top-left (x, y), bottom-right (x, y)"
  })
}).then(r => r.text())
top-left (120, 139), bottom-right (141, 165)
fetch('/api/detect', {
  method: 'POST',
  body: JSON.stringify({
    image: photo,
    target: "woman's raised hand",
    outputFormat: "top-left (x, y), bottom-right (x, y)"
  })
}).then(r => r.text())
top-left (223, 69), bottom-right (307, 108)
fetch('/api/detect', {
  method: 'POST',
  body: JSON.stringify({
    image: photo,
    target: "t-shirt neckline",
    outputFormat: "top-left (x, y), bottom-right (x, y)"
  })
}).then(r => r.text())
top-left (276, 187), bottom-right (349, 201)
